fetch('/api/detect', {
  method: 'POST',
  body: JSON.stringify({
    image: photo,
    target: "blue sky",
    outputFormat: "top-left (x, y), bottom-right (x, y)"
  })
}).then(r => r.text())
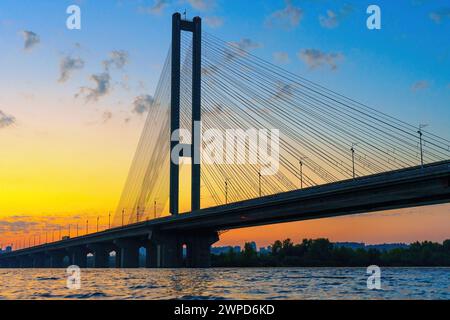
top-left (0, 0), bottom-right (449, 135)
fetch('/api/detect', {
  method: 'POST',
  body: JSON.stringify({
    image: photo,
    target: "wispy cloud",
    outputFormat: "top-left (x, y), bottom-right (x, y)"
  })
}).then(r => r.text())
top-left (273, 81), bottom-right (294, 101)
top-left (266, 0), bottom-right (303, 29)
top-left (204, 16), bottom-right (224, 28)
top-left (226, 38), bottom-right (262, 60)
top-left (102, 50), bottom-right (129, 71)
top-left (21, 30), bottom-right (40, 51)
top-left (411, 80), bottom-right (430, 91)
top-left (132, 95), bottom-right (154, 114)
top-left (58, 56), bottom-right (85, 83)
top-left (273, 51), bottom-right (290, 64)
top-left (230, 38), bottom-right (262, 51)
top-left (319, 5), bottom-right (352, 29)
top-left (102, 111), bottom-right (113, 123)
top-left (0, 220), bottom-right (39, 234)
top-left (76, 50), bottom-right (129, 103)
top-left (298, 49), bottom-right (344, 71)
top-left (76, 73), bottom-right (111, 102)
top-left (139, 0), bottom-right (169, 15)
top-left (0, 110), bottom-right (16, 128)
top-left (187, 0), bottom-right (215, 11)
top-left (429, 8), bottom-right (450, 24)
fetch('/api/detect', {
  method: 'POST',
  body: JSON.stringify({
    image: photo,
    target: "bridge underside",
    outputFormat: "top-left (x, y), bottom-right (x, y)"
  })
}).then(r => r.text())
top-left (1, 161), bottom-right (449, 268)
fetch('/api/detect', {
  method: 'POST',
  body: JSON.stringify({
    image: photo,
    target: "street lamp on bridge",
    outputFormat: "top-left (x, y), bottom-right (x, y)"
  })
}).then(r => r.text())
top-left (351, 143), bottom-right (358, 179)
top-left (418, 124), bottom-right (427, 168)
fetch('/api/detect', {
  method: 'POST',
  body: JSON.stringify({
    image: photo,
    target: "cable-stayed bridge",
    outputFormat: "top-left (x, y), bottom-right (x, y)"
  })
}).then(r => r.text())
top-left (1, 13), bottom-right (450, 268)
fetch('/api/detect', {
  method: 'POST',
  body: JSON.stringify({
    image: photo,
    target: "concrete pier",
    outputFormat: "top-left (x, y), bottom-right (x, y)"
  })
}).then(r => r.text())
top-left (114, 239), bottom-right (140, 268)
top-left (31, 253), bottom-right (46, 268)
top-left (68, 247), bottom-right (88, 268)
top-left (88, 244), bottom-right (109, 268)
top-left (48, 252), bottom-right (65, 268)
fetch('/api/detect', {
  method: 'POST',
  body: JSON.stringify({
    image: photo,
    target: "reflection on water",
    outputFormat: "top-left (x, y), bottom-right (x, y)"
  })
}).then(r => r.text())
top-left (0, 268), bottom-right (449, 300)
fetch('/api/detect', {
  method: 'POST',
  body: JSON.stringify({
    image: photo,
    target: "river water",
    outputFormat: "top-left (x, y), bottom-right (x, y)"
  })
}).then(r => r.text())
top-left (0, 268), bottom-right (448, 300)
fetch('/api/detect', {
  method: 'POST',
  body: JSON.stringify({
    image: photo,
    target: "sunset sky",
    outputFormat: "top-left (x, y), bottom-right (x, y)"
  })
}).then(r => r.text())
top-left (0, 0), bottom-right (449, 249)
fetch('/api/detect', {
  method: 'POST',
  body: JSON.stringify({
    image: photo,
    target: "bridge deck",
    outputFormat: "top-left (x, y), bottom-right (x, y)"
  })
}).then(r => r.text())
top-left (1, 160), bottom-right (449, 259)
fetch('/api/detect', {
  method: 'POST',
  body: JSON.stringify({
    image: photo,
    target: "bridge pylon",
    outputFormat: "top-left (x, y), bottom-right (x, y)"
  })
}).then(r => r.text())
top-left (170, 13), bottom-right (202, 215)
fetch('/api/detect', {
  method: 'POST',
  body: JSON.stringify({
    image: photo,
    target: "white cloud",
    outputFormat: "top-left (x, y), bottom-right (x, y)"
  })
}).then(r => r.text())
top-left (411, 80), bottom-right (430, 92)
top-left (429, 8), bottom-right (450, 24)
top-left (59, 56), bottom-right (85, 82)
top-left (226, 38), bottom-right (262, 60)
top-left (266, 0), bottom-right (303, 29)
top-left (273, 51), bottom-right (290, 64)
top-left (0, 220), bottom-right (39, 233)
top-left (103, 50), bottom-right (129, 70)
top-left (230, 38), bottom-right (262, 51)
top-left (298, 49), bottom-right (344, 71)
top-left (76, 50), bottom-right (129, 103)
top-left (132, 95), bottom-right (154, 114)
top-left (21, 30), bottom-right (40, 51)
top-left (139, 0), bottom-right (169, 15)
top-left (319, 5), bottom-right (352, 29)
top-left (0, 110), bottom-right (16, 128)
top-left (187, 0), bottom-right (215, 11)
top-left (103, 111), bottom-right (113, 123)
top-left (204, 16), bottom-right (224, 28)
top-left (76, 73), bottom-right (111, 102)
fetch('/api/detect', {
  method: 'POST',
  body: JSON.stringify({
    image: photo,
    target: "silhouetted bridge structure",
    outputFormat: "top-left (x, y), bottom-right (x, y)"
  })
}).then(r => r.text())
top-left (1, 161), bottom-right (449, 268)
top-left (1, 13), bottom-right (450, 268)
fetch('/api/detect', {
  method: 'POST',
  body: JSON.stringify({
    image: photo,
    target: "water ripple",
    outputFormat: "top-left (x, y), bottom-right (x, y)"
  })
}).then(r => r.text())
top-left (0, 268), bottom-right (448, 300)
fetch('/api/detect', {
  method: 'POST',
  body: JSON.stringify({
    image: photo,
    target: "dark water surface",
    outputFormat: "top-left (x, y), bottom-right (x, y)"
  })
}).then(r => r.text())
top-left (0, 268), bottom-right (449, 300)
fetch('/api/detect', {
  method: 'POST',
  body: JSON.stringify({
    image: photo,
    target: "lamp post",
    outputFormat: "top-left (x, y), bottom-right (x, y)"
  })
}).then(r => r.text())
top-left (258, 170), bottom-right (262, 197)
top-left (418, 124), bottom-right (427, 168)
top-left (225, 178), bottom-right (229, 204)
top-left (299, 160), bottom-right (303, 189)
top-left (351, 144), bottom-right (356, 179)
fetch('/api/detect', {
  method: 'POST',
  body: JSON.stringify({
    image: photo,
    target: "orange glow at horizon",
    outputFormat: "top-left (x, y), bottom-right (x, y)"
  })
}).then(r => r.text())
top-left (1, 98), bottom-right (449, 250)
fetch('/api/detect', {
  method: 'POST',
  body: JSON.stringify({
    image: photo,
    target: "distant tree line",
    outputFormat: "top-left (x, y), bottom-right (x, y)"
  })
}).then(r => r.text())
top-left (211, 238), bottom-right (450, 267)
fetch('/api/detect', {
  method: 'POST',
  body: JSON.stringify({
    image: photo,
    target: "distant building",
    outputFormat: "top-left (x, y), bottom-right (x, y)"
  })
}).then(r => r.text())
top-left (334, 242), bottom-right (365, 250)
top-left (248, 241), bottom-right (257, 252)
top-left (366, 243), bottom-right (409, 251)
top-left (333, 242), bottom-right (409, 251)
top-left (5, 246), bottom-right (12, 253)
top-left (211, 246), bottom-right (241, 255)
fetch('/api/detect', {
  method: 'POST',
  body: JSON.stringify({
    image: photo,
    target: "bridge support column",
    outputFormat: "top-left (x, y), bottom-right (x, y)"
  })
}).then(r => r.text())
top-left (145, 242), bottom-right (158, 268)
top-left (19, 256), bottom-right (33, 268)
top-left (31, 254), bottom-right (46, 268)
top-left (185, 231), bottom-right (219, 268)
top-left (149, 230), bottom-right (218, 268)
top-left (68, 247), bottom-right (88, 268)
top-left (48, 252), bottom-right (65, 268)
top-left (88, 244), bottom-right (109, 268)
top-left (114, 251), bottom-right (122, 268)
top-left (158, 235), bottom-right (183, 268)
top-left (2, 258), bottom-right (18, 268)
top-left (114, 239), bottom-right (140, 268)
